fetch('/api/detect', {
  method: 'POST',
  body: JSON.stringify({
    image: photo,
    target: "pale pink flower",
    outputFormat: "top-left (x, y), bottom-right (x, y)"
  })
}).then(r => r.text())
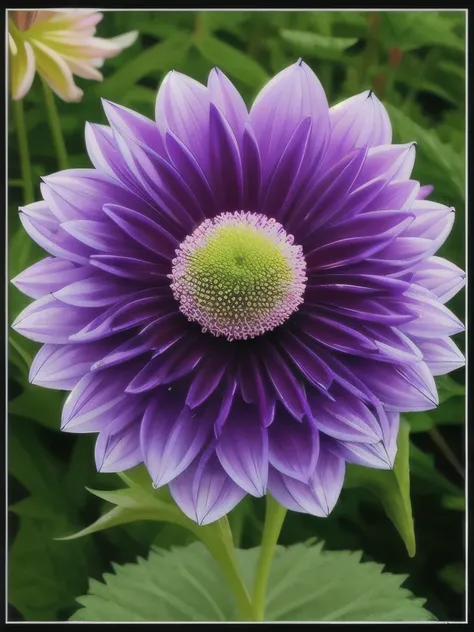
top-left (8, 10), bottom-right (138, 102)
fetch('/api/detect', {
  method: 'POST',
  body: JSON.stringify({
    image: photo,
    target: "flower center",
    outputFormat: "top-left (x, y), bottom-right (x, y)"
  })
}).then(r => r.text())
top-left (170, 211), bottom-right (307, 340)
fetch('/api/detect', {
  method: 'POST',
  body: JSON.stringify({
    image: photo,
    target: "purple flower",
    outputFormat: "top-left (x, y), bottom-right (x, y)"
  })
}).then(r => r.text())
top-left (12, 61), bottom-right (465, 526)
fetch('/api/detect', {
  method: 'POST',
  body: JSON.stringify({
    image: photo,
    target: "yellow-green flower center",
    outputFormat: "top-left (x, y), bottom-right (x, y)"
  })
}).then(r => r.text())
top-left (170, 212), bottom-right (307, 340)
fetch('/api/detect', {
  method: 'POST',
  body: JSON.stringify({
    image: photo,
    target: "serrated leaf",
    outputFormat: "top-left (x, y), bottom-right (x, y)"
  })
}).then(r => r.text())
top-left (344, 420), bottom-right (415, 557)
top-left (71, 543), bottom-right (235, 621)
top-left (263, 543), bottom-right (433, 621)
top-left (194, 34), bottom-right (269, 88)
top-left (280, 29), bottom-right (358, 60)
top-left (71, 541), bottom-right (434, 622)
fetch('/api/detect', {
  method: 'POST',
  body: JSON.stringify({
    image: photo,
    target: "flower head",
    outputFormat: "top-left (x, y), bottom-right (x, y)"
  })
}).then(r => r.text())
top-left (8, 10), bottom-right (137, 102)
top-left (12, 62), bottom-right (465, 525)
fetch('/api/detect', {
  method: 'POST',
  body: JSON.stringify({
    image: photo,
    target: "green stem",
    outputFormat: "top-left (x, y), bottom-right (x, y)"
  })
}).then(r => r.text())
top-left (199, 518), bottom-right (253, 621)
top-left (41, 79), bottom-right (68, 171)
top-left (13, 99), bottom-right (34, 205)
top-left (251, 495), bottom-right (287, 621)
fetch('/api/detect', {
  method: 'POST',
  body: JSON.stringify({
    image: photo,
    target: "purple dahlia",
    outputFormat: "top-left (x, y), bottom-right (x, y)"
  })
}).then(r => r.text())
top-left (12, 61), bottom-right (465, 525)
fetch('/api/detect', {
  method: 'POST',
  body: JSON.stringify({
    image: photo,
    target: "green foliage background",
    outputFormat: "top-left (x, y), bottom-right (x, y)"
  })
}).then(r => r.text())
top-left (8, 10), bottom-right (466, 622)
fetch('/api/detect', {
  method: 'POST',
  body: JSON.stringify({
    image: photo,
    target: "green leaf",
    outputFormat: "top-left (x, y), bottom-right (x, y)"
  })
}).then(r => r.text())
top-left (9, 516), bottom-right (100, 621)
top-left (71, 541), bottom-right (434, 622)
top-left (386, 103), bottom-right (464, 200)
top-left (194, 35), bottom-right (269, 88)
top-left (8, 417), bottom-right (65, 500)
top-left (438, 563), bottom-right (464, 594)
top-left (279, 30), bottom-right (358, 60)
top-left (8, 419), bottom-right (101, 620)
top-left (435, 375), bottom-right (465, 403)
top-left (57, 470), bottom-right (207, 544)
top-left (9, 385), bottom-right (64, 430)
top-left (71, 543), bottom-right (235, 621)
top-left (344, 420), bottom-right (415, 557)
top-left (262, 542), bottom-right (433, 621)
top-left (409, 442), bottom-right (461, 495)
top-left (8, 334), bottom-right (33, 382)
top-left (442, 495), bottom-right (465, 511)
top-left (403, 412), bottom-right (434, 433)
top-left (98, 33), bottom-right (192, 99)
top-left (379, 12), bottom-right (464, 53)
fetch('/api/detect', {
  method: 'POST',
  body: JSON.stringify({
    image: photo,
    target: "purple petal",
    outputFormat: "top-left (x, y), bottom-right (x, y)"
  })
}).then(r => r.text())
top-left (216, 401), bottom-right (268, 496)
top-left (30, 340), bottom-right (115, 390)
top-left (400, 286), bottom-right (464, 338)
top-left (11, 257), bottom-right (90, 299)
top-left (208, 68), bottom-right (248, 146)
top-left (268, 467), bottom-right (326, 516)
top-left (411, 256), bottom-right (465, 303)
top-left (354, 359), bottom-right (438, 412)
top-left (262, 341), bottom-right (310, 421)
top-left (70, 290), bottom-right (168, 341)
top-left (209, 102), bottom-right (243, 211)
top-left (214, 376), bottom-right (238, 436)
top-left (298, 313), bottom-right (378, 356)
top-left (52, 273), bottom-right (132, 308)
top-left (186, 351), bottom-right (229, 408)
top-left (305, 214), bottom-right (414, 271)
top-left (101, 98), bottom-right (166, 157)
top-left (12, 295), bottom-right (99, 343)
top-left (329, 413), bottom-right (399, 470)
top-left (84, 123), bottom-right (136, 189)
top-left (268, 409), bottom-right (319, 482)
top-left (261, 116), bottom-right (312, 221)
top-left (241, 123), bottom-right (262, 212)
top-left (104, 203), bottom-right (177, 259)
top-left (41, 168), bottom-right (144, 222)
top-left (155, 71), bottom-right (211, 178)
top-left (311, 388), bottom-right (383, 444)
top-left (238, 352), bottom-right (276, 427)
top-left (164, 130), bottom-right (216, 216)
top-left (292, 147), bottom-right (367, 237)
top-left (326, 90), bottom-right (392, 165)
top-left (169, 447), bottom-right (246, 526)
top-left (417, 184), bottom-right (434, 200)
top-left (140, 393), bottom-right (212, 487)
top-left (268, 444), bottom-right (345, 517)
top-left (415, 337), bottom-right (465, 376)
top-left (19, 205), bottom-right (92, 265)
top-left (95, 414), bottom-right (142, 473)
top-left (151, 336), bottom-right (206, 385)
top-left (61, 368), bottom-right (139, 432)
top-left (355, 143), bottom-right (416, 186)
top-left (60, 219), bottom-right (130, 254)
top-left (311, 443), bottom-right (346, 514)
top-left (249, 61), bottom-right (329, 184)
top-left (278, 330), bottom-right (334, 392)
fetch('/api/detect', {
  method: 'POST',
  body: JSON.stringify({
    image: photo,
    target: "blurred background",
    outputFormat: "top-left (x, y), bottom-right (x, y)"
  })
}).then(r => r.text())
top-left (8, 10), bottom-right (466, 622)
